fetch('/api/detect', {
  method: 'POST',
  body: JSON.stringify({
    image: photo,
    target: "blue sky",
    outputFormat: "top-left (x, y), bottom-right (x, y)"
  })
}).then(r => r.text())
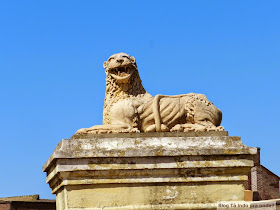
top-left (0, 1), bottom-right (279, 199)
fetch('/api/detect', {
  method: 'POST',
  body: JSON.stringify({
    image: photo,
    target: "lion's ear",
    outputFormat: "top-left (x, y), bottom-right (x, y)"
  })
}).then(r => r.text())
top-left (103, 61), bottom-right (108, 69)
top-left (130, 56), bottom-right (136, 64)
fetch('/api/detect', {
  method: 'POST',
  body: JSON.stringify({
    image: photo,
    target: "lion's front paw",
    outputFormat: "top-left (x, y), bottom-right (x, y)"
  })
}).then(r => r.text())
top-left (76, 128), bottom-right (90, 134)
top-left (76, 127), bottom-right (109, 134)
top-left (120, 127), bottom-right (140, 133)
top-left (130, 128), bottom-right (140, 133)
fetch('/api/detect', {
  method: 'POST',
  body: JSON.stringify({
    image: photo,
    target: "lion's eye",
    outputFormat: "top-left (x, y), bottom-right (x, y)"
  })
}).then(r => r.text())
top-left (108, 57), bottom-right (114, 61)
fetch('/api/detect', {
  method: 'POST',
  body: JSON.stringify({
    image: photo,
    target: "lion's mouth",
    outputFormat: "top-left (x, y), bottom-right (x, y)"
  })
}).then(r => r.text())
top-left (109, 66), bottom-right (133, 83)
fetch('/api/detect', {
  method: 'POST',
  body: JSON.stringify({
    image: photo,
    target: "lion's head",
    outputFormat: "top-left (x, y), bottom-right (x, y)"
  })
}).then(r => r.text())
top-left (102, 52), bottom-right (147, 124)
top-left (103, 53), bottom-right (137, 84)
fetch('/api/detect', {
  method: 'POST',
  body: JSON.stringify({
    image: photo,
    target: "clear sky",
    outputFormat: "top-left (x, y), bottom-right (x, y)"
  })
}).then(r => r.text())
top-left (0, 1), bottom-right (279, 199)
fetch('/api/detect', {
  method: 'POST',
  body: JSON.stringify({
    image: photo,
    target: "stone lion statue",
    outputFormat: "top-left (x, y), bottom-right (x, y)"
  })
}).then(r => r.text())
top-left (76, 52), bottom-right (223, 134)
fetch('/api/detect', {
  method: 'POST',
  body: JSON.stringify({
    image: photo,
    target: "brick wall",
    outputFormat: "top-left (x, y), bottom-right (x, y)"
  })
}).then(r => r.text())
top-left (244, 148), bottom-right (280, 200)
top-left (255, 165), bottom-right (280, 200)
top-left (0, 200), bottom-right (55, 210)
top-left (0, 202), bottom-right (11, 210)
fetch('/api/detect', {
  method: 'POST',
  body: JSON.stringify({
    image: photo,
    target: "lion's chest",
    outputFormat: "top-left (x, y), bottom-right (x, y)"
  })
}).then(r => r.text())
top-left (109, 99), bottom-right (138, 126)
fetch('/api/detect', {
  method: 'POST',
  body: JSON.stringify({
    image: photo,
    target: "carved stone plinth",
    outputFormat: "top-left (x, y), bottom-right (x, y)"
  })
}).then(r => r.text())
top-left (43, 132), bottom-right (257, 210)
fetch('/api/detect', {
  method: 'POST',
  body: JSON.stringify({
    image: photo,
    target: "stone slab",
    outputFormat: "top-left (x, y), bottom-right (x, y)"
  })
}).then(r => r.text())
top-left (43, 132), bottom-right (257, 209)
top-left (43, 131), bottom-right (255, 171)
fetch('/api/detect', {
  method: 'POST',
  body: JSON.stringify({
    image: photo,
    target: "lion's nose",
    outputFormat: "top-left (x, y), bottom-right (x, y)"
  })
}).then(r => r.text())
top-left (116, 58), bottom-right (124, 63)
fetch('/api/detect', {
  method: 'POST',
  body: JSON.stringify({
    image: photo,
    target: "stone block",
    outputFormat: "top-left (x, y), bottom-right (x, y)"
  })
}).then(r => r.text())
top-left (43, 131), bottom-right (257, 209)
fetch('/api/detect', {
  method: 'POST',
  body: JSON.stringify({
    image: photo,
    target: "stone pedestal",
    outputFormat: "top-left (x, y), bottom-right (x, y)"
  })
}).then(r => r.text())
top-left (43, 131), bottom-right (257, 210)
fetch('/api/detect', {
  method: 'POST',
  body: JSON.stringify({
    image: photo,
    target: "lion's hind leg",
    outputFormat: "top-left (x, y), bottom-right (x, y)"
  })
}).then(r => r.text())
top-left (170, 121), bottom-right (224, 132)
top-left (144, 124), bottom-right (169, 132)
top-left (170, 93), bottom-right (224, 132)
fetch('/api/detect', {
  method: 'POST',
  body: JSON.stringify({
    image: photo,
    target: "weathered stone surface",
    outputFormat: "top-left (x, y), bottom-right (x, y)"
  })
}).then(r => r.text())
top-left (43, 132), bottom-right (257, 209)
top-left (76, 53), bottom-right (223, 134)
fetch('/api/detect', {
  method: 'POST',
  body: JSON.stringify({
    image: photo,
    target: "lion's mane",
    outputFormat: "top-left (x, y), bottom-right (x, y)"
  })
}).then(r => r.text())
top-left (103, 64), bottom-right (147, 124)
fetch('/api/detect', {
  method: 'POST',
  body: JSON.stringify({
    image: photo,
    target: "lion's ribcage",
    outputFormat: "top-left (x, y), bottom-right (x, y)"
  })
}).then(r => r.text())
top-left (138, 94), bottom-right (222, 132)
top-left (159, 98), bottom-right (186, 128)
top-left (139, 97), bottom-right (187, 131)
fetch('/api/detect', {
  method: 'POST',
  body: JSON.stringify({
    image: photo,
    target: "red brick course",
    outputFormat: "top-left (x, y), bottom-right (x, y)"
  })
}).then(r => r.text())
top-left (0, 200), bottom-right (55, 210)
top-left (244, 148), bottom-right (280, 200)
